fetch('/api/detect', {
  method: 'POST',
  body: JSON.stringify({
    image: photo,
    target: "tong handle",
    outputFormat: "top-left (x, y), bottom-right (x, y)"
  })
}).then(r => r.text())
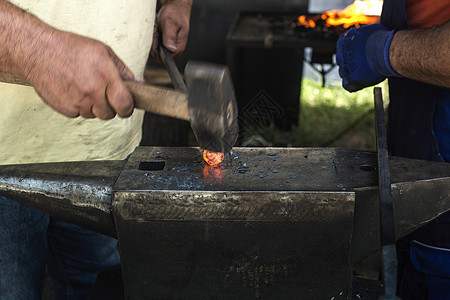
top-left (160, 46), bottom-right (188, 93)
top-left (374, 87), bottom-right (401, 300)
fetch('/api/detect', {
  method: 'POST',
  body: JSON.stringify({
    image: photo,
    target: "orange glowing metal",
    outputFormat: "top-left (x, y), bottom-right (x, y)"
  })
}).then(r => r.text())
top-left (297, 0), bottom-right (381, 29)
top-left (203, 150), bottom-right (224, 167)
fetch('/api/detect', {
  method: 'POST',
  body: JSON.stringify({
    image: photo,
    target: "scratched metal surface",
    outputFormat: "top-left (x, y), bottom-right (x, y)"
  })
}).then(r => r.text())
top-left (113, 194), bottom-right (355, 300)
top-left (0, 146), bottom-right (447, 299)
top-left (113, 147), bottom-right (359, 299)
top-left (0, 160), bottom-right (125, 237)
top-left (114, 146), bottom-right (379, 192)
top-left (112, 147), bottom-right (450, 299)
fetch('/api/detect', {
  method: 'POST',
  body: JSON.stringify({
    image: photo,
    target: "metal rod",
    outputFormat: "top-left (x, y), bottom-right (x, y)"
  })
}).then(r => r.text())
top-left (374, 87), bottom-right (400, 300)
top-left (160, 46), bottom-right (188, 93)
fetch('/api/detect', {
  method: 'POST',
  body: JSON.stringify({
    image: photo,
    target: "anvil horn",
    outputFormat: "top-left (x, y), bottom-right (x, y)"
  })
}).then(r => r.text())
top-left (0, 160), bottom-right (125, 237)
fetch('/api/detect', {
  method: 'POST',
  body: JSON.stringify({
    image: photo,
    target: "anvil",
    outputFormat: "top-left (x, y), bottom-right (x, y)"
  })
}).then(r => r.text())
top-left (0, 146), bottom-right (449, 299)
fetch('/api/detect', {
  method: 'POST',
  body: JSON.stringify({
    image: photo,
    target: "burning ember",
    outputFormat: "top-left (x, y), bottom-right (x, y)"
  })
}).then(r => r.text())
top-left (203, 150), bottom-right (224, 167)
top-left (295, 0), bottom-right (381, 32)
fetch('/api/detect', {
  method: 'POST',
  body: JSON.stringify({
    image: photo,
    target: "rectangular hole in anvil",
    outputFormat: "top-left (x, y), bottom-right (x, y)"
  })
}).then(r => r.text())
top-left (138, 161), bottom-right (165, 171)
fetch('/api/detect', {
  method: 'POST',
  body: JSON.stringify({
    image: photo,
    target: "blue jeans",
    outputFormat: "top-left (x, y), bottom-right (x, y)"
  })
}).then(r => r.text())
top-left (397, 210), bottom-right (450, 299)
top-left (0, 196), bottom-right (120, 300)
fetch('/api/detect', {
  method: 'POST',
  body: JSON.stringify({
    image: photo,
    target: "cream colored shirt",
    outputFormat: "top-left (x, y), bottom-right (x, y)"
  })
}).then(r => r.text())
top-left (0, 0), bottom-right (156, 164)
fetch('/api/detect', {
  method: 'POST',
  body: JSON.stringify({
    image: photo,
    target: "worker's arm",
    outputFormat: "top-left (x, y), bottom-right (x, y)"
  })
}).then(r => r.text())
top-left (150, 0), bottom-right (193, 62)
top-left (336, 20), bottom-right (450, 92)
top-left (390, 20), bottom-right (450, 87)
top-left (0, 0), bottom-right (134, 119)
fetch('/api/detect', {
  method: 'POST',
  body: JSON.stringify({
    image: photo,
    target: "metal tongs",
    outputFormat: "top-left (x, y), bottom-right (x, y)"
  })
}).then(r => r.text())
top-left (374, 87), bottom-right (401, 300)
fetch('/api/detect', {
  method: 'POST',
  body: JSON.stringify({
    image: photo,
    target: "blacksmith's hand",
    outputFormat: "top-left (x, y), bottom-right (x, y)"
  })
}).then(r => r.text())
top-left (336, 23), bottom-right (401, 92)
top-left (150, 0), bottom-right (192, 63)
top-left (26, 30), bottom-right (135, 119)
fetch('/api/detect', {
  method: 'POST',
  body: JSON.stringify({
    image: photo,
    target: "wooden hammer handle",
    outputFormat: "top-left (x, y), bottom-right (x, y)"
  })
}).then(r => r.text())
top-left (124, 81), bottom-right (189, 121)
top-left (0, 71), bottom-right (190, 121)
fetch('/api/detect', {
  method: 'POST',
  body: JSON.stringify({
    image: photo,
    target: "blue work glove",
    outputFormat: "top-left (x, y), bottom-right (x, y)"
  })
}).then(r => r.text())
top-left (336, 23), bottom-right (401, 92)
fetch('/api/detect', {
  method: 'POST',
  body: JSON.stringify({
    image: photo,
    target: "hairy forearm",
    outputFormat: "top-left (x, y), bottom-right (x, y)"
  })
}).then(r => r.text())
top-left (0, 0), bottom-right (135, 119)
top-left (389, 20), bottom-right (450, 88)
top-left (0, 0), bottom-right (55, 78)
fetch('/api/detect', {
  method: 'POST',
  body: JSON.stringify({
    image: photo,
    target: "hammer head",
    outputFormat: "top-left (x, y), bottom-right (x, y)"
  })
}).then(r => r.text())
top-left (185, 61), bottom-right (238, 153)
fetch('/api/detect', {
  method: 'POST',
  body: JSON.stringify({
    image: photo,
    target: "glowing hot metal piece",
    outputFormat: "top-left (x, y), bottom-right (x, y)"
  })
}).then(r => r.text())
top-left (203, 150), bottom-right (224, 167)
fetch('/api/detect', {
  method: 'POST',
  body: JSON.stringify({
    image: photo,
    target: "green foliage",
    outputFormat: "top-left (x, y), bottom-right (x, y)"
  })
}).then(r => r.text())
top-left (242, 78), bottom-right (389, 151)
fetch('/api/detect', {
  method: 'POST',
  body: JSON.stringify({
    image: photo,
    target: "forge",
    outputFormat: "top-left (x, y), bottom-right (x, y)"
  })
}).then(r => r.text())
top-left (0, 146), bottom-right (449, 299)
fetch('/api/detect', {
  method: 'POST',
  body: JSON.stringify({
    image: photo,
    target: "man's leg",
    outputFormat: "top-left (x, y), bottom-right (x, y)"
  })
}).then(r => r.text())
top-left (47, 217), bottom-right (120, 300)
top-left (397, 211), bottom-right (450, 299)
top-left (0, 196), bottom-right (49, 300)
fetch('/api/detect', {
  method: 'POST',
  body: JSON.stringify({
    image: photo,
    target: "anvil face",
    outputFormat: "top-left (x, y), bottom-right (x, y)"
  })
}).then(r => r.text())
top-left (114, 146), bottom-right (379, 192)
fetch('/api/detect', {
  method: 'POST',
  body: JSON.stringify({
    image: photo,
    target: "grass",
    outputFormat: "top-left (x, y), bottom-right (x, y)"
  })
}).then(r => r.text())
top-left (241, 78), bottom-right (389, 152)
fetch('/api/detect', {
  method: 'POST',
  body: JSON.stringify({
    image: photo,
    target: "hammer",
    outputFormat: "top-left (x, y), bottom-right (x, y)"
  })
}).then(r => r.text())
top-left (0, 53), bottom-right (238, 153)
